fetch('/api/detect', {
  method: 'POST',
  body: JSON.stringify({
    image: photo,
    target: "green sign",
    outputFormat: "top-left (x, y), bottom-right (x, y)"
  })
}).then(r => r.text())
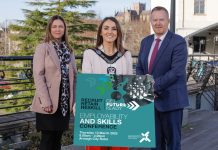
top-left (73, 74), bottom-right (155, 148)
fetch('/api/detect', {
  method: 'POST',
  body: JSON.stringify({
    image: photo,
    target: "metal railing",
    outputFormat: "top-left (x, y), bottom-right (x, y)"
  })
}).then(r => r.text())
top-left (0, 54), bottom-right (218, 148)
top-left (186, 54), bottom-right (218, 110)
top-left (0, 56), bottom-right (83, 114)
top-left (1, 54), bottom-right (218, 114)
top-left (0, 56), bottom-right (84, 148)
top-left (0, 56), bottom-right (34, 114)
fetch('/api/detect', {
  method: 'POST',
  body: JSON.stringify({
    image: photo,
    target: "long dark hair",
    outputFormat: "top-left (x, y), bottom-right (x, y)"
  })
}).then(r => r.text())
top-left (95, 17), bottom-right (124, 53)
top-left (44, 15), bottom-right (72, 52)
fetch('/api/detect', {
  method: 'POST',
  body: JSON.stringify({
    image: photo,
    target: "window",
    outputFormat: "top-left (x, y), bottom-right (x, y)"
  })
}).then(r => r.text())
top-left (194, 0), bottom-right (205, 14)
top-left (193, 36), bottom-right (206, 53)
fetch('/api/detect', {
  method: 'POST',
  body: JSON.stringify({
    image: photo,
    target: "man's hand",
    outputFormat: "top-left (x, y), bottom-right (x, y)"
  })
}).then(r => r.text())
top-left (154, 93), bottom-right (159, 99)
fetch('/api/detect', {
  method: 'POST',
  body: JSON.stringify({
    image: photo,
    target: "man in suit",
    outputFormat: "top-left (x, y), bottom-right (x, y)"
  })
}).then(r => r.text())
top-left (136, 6), bottom-right (189, 150)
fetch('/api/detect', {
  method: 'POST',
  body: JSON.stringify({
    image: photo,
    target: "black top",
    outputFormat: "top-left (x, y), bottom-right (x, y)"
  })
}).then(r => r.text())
top-left (90, 48), bottom-right (127, 64)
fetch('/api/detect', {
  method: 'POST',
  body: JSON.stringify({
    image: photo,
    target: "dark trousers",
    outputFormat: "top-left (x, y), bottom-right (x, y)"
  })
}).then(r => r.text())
top-left (40, 130), bottom-right (63, 150)
top-left (152, 108), bottom-right (183, 150)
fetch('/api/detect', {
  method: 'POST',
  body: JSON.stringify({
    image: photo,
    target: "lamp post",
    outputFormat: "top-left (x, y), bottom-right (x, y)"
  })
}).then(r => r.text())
top-left (170, 0), bottom-right (176, 33)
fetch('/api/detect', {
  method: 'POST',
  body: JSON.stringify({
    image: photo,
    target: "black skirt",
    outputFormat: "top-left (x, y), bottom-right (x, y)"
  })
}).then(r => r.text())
top-left (36, 105), bottom-right (70, 131)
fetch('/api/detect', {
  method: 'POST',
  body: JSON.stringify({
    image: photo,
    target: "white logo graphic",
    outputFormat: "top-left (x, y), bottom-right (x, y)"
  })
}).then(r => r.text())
top-left (139, 131), bottom-right (151, 143)
top-left (126, 101), bottom-right (140, 111)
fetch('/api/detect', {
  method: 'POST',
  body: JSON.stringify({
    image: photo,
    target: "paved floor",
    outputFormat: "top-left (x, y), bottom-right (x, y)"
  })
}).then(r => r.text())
top-left (63, 110), bottom-right (218, 150)
top-left (62, 145), bottom-right (84, 150)
top-left (181, 110), bottom-right (218, 150)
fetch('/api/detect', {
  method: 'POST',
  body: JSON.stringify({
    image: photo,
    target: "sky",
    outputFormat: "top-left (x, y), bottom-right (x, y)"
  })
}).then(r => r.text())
top-left (0, 0), bottom-right (151, 23)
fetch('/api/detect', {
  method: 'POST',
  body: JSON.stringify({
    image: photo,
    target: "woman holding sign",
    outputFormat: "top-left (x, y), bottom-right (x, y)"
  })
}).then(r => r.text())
top-left (31, 15), bottom-right (77, 150)
top-left (82, 17), bottom-right (132, 150)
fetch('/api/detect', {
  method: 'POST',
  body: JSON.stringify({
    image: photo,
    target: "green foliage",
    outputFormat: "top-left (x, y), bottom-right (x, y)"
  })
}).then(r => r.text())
top-left (9, 0), bottom-right (97, 56)
top-left (0, 61), bottom-right (34, 114)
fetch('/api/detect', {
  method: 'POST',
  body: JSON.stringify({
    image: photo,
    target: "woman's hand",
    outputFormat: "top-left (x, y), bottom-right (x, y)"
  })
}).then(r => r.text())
top-left (72, 103), bottom-right (76, 116)
top-left (43, 105), bottom-right (53, 113)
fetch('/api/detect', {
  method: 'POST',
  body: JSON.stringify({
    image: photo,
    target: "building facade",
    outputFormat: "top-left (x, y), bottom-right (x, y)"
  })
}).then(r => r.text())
top-left (150, 0), bottom-right (218, 36)
top-left (151, 0), bottom-right (218, 54)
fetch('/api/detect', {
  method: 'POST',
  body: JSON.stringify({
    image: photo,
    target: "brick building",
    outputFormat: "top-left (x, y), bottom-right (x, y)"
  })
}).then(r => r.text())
top-left (115, 2), bottom-right (150, 23)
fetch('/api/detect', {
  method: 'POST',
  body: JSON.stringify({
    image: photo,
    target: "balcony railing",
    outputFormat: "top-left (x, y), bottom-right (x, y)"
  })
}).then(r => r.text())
top-left (0, 54), bottom-right (218, 148)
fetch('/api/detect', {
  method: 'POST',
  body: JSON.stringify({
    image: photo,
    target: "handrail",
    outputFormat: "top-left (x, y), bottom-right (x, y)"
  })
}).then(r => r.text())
top-left (0, 55), bottom-right (83, 60)
top-left (0, 56), bottom-right (33, 61)
top-left (0, 54), bottom-right (218, 147)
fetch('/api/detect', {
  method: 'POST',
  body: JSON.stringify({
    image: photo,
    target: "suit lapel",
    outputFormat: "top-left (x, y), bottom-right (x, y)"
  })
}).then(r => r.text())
top-left (144, 36), bottom-right (154, 73)
top-left (151, 31), bottom-right (172, 73)
top-left (47, 42), bottom-right (61, 72)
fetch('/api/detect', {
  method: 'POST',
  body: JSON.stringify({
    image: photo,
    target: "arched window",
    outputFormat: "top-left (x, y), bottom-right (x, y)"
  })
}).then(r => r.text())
top-left (194, 0), bottom-right (205, 14)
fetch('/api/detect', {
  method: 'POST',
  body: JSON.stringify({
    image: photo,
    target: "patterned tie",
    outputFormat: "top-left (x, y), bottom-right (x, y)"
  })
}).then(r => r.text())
top-left (148, 38), bottom-right (161, 74)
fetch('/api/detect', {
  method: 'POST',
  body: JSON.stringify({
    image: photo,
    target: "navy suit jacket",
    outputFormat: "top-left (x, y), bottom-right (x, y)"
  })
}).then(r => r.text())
top-left (136, 31), bottom-right (189, 112)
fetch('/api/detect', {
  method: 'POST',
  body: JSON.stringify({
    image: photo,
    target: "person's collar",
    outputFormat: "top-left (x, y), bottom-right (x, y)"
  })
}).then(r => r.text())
top-left (154, 30), bottom-right (168, 41)
top-left (98, 45), bottom-right (104, 51)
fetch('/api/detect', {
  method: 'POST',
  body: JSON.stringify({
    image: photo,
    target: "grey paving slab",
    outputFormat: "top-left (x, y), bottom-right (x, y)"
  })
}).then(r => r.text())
top-left (65, 110), bottom-right (218, 150)
top-left (62, 145), bottom-right (85, 150)
top-left (181, 110), bottom-right (218, 150)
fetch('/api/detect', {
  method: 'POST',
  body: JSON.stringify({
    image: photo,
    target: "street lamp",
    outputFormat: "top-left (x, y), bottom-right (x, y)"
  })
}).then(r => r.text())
top-left (170, 0), bottom-right (176, 33)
